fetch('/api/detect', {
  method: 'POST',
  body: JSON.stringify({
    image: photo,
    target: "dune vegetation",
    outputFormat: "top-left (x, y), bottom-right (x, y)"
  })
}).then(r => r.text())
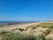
top-left (1, 31), bottom-right (46, 40)
top-left (0, 22), bottom-right (53, 40)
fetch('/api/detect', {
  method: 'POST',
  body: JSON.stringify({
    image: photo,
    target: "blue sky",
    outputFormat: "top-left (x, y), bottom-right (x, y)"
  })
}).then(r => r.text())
top-left (0, 0), bottom-right (53, 21)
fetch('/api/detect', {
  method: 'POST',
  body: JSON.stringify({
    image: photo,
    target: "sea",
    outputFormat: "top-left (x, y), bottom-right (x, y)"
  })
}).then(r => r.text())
top-left (0, 21), bottom-right (37, 26)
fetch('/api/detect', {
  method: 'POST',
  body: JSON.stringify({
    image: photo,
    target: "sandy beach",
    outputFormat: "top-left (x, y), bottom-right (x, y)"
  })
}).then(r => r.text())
top-left (0, 22), bottom-right (40, 31)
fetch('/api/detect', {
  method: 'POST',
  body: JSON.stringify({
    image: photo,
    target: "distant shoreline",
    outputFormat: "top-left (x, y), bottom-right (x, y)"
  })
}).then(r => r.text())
top-left (0, 21), bottom-right (37, 26)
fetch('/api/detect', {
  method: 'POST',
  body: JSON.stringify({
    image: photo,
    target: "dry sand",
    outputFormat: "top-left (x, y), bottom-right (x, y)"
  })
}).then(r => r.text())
top-left (0, 22), bottom-right (40, 31)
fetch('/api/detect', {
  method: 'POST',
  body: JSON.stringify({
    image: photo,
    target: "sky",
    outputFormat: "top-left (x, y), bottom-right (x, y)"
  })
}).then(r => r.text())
top-left (0, 0), bottom-right (53, 21)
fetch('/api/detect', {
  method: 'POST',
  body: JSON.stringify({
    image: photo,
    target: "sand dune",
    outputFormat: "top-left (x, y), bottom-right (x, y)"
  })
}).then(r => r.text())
top-left (0, 23), bottom-right (40, 31)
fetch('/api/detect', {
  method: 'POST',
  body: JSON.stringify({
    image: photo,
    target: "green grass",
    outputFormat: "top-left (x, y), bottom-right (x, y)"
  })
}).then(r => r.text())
top-left (25, 23), bottom-right (53, 30)
top-left (36, 23), bottom-right (53, 30)
top-left (1, 32), bottom-right (36, 40)
top-left (1, 32), bottom-right (47, 40)
top-left (1, 31), bottom-right (52, 40)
